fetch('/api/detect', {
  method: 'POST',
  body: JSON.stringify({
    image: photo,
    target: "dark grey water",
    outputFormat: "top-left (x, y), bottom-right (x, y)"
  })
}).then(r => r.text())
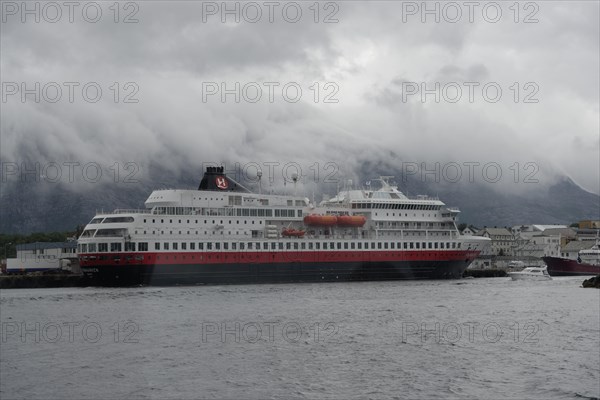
top-left (1, 277), bottom-right (599, 399)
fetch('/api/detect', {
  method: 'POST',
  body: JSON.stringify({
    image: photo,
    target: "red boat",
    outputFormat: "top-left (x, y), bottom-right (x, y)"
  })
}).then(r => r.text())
top-left (282, 228), bottom-right (305, 237)
top-left (337, 215), bottom-right (367, 227)
top-left (543, 257), bottom-right (600, 276)
top-left (303, 215), bottom-right (338, 226)
top-left (543, 242), bottom-right (600, 276)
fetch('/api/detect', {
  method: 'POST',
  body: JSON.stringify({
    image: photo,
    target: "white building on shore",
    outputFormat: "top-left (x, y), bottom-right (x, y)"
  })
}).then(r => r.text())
top-left (560, 240), bottom-right (596, 260)
top-left (6, 242), bottom-right (78, 273)
top-left (475, 228), bottom-right (514, 256)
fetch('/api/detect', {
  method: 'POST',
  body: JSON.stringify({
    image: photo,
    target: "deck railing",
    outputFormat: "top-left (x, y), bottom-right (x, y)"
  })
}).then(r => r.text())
top-left (95, 209), bottom-right (150, 215)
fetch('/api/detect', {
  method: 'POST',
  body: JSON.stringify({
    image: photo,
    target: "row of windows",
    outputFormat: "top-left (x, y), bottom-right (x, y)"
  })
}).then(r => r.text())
top-left (151, 207), bottom-right (302, 218)
top-left (90, 217), bottom-right (134, 224)
top-left (229, 195), bottom-right (276, 206)
top-left (81, 228), bottom-right (128, 238)
top-left (83, 220), bottom-right (268, 239)
top-left (90, 208), bottom-right (304, 227)
top-left (79, 241), bottom-right (462, 253)
top-left (141, 218), bottom-right (273, 226)
top-left (352, 203), bottom-right (442, 210)
top-left (375, 221), bottom-right (451, 228)
top-left (22, 248), bottom-right (75, 254)
top-left (79, 242), bottom-right (149, 253)
top-left (88, 219), bottom-right (451, 234)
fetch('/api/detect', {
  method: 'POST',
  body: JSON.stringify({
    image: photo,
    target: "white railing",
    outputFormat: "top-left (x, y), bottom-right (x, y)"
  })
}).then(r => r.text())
top-left (95, 209), bottom-right (150, 215)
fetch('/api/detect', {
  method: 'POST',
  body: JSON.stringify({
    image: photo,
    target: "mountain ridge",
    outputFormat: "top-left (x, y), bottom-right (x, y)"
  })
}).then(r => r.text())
top-left (1, 162), bottom-right (598, 234)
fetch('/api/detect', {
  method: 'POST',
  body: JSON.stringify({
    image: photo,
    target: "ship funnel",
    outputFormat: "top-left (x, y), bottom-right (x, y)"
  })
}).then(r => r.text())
top-left (197, 166), bottom-right (250, 192)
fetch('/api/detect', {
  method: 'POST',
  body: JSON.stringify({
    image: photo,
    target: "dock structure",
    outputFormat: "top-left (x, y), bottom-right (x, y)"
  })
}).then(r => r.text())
top-left (5, 241), bottom-right (79, 274)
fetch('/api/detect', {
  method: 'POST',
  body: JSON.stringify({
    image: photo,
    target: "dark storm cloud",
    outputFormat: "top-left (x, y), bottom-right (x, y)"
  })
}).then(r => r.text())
top-left (1, 1), bottom-right (598, 194)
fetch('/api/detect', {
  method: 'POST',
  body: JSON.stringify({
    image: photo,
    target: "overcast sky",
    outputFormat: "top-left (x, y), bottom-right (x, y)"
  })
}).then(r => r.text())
top-left (1, 1), bottom-right (599, 195)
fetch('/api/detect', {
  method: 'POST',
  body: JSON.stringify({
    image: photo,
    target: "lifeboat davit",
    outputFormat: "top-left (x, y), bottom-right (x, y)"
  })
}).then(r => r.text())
top-left (337, 215), bottom-right (367, 227)
top-left (303, 215), bottom-right (338, 226)
top-left (282, 228), bottom-right (306, 237)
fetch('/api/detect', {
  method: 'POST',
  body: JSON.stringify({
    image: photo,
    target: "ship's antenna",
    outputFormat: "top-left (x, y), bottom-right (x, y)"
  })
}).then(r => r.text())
top-left (292, 173), bottom-right (298, 196)
top-left (257, 170), bottom-right (262, 195)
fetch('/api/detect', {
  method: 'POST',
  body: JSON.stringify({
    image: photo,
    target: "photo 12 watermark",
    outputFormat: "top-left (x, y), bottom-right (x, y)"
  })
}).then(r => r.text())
top-left (1, 82), bottom-right (140, 104)
top-left (200, 321), bottom-right (339, 344)
top-left (400, 320), bottom-right (541, 345)
top-left (1, 320), bottom-right (140, 344)
top-left (200, 1), bottom-right (339, 24)
top-left (201, 161), bottom-right (341, 185)
top-left (400, 161), bottom-right (540, 184)
top-left (1, 1), bottom-right (140, 23)
top-left (398, 1), bottom-right (539, 24)
top-left (1, 161), bottom-right (141, 184)
top-left (400, 81), bottom-right (540, 104)
top-left (201, 81), bottom-right (339, 104)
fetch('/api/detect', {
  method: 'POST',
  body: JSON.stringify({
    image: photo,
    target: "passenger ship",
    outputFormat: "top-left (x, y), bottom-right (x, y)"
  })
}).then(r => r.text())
top-left (77, 166), bottom-right (490, 285)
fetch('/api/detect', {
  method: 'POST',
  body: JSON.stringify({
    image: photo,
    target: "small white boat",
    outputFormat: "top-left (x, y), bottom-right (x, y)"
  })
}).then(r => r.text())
top-left (508, 267), bottom-right (552, 281)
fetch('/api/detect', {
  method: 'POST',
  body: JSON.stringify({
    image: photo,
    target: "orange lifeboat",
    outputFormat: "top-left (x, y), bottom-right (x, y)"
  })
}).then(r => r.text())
top-left (303, 215), bottom-right (338, 226)
top-left (337, 215), bottom-right (367, 227)
top-left (282, 228), bottom-right (306, 237)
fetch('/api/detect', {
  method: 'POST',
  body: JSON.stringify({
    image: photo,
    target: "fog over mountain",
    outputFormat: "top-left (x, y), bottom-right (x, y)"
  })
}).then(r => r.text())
top-left (1, 158), bottom-right (598, 234)
top-left (1, 1), bottom-right (598, 234)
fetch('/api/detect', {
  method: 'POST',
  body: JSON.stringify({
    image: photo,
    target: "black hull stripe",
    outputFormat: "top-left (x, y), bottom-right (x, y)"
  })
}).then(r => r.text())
top-left (82, 260), bottom-right (472, 286)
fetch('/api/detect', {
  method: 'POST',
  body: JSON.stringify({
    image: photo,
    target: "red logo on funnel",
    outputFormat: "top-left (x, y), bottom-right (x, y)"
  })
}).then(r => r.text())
top-left (215, 176), bottom-right (228, 190)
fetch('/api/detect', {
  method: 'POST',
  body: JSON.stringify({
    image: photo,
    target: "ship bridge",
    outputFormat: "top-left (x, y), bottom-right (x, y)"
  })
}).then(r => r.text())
top-left (321, 176), bottom-right (447, 211)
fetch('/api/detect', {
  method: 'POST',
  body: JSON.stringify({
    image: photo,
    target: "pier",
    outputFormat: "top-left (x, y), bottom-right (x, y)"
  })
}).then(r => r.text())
top-left (0, 273), bottom-right (86, 289)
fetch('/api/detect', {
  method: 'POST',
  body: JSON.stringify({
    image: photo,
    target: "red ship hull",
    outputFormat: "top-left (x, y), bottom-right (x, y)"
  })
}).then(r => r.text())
top-left (542, 257), bottom-right (600, 276)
